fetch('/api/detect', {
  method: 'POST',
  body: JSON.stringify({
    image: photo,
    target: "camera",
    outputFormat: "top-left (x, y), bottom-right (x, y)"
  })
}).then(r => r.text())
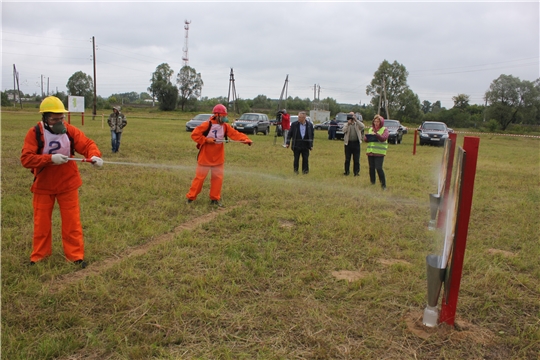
top-left (346, 114), bottom-right (354, 121)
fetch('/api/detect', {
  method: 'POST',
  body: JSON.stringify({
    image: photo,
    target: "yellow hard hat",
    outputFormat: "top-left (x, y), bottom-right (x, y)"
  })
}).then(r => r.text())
top-left (39, 96), bottom-right (68, 113)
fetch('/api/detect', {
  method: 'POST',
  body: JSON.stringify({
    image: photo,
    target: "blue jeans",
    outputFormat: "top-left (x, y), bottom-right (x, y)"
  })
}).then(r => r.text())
top-left (111, 131), bottom-right (122, 153)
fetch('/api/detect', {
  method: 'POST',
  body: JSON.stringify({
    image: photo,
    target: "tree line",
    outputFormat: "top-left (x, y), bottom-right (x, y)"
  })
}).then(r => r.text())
top-left (2, 60), bottom-right (538, 132)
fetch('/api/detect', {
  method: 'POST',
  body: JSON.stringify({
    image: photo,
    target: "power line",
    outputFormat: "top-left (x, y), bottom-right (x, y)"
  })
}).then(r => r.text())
top-left (409, 56), bottom-right (539, 73)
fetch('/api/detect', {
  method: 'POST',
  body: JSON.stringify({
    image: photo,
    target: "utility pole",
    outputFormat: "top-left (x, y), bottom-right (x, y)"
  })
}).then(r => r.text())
top-left (41, 75), bottom-right (44, 98)
top-left (13, 65), bottom-right (16, 107)
top-left (317, 84), bottom-right (321, 101)
top-left (13, 65), bottom-right (22, 108)
top-left (277, 75), bottom-right (289, 111)
top-left (382, 79), bottom-right (390, 119)
top-left (92, 36), bottom-right (97, 117)
top-left (227, 68), bottom-right (239, 114)
top-left (47, 77), bottom-right (49, 96)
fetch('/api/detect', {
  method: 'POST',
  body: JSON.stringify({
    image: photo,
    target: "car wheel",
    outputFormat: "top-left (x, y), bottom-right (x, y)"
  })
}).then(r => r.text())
top-left (252, 127), bottom-right (257, 135)
top-left (264, 127), bottom-right (269, 135)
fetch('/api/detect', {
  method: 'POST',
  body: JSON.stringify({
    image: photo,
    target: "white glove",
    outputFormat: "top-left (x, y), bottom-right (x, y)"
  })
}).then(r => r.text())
top-left (91, 156), bottom-right (103, 167)
top-left (51, 154), bottom-right (68, 165)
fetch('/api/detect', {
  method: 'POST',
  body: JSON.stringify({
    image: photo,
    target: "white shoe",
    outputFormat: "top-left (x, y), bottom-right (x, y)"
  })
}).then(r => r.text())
top-left (282, 144), bottom-right (287, 148)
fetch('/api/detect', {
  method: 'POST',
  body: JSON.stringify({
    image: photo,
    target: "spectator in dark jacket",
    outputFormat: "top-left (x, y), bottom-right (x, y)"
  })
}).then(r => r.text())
top-left (328, 118), bottom-right (338, 140)
top-left (285, 112), bottom-right (314, 174)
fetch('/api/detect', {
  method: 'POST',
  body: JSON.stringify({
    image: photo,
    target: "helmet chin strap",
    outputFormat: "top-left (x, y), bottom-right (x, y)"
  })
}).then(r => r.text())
top-left (43, 118), bottom-right (53, 132)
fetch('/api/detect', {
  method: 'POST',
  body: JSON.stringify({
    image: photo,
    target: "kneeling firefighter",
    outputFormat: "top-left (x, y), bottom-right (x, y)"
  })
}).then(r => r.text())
top-left (186, 104), bottom-right (252, 206)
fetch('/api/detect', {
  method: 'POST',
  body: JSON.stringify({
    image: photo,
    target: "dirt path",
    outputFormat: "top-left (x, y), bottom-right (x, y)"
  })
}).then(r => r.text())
top-left (48, 202), bottom-right (245, 293)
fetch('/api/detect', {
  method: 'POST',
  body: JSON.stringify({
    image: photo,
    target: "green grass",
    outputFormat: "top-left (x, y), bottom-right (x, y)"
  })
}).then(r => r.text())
top-left (2, 108), bottom-right (539, 359)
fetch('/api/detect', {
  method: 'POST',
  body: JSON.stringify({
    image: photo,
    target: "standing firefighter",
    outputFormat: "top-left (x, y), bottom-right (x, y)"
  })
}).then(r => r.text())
top-left (186, 104), bottom-right (253, 207)
top-left (107, 106), bottom-right (127, 153)
top-left (20, 96), bottom-right (103, 268)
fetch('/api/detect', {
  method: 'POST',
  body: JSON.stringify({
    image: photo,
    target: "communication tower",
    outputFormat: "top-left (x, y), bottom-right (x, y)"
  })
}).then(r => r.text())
top-left (182, 20), bottom-right (191, 67)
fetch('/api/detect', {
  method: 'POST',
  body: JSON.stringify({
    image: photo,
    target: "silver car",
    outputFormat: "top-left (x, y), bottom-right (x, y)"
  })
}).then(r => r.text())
top-left (186, 114), bottom-right (212, 132)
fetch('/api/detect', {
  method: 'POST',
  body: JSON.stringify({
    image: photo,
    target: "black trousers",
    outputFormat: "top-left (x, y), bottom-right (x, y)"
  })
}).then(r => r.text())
top-left (368, 155), bottom-right (386, 187)
top-left (293, 148), bottom-right (310, 173)
top-left (344, 141), bottom-right (360, 175)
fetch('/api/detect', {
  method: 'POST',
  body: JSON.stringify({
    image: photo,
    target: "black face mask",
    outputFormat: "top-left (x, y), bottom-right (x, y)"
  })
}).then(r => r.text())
top-left (45, 120), bottom-right (67, 134)
top-left (51, 121), bottom-right (67, 134)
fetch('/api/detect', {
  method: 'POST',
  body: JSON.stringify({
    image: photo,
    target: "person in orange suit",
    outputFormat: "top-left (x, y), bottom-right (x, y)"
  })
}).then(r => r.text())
top-left (20, 96), bottom-right (103, 268)
top-left (186, 104), bottom-right (252, 207)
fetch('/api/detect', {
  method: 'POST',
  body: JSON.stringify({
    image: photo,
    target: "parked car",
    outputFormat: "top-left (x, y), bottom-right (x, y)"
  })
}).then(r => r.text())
top-left (185, 114), bottom-right (212, 132)
top-left (418, 121), bottom-right (451, 146)
top-left (384, 119), bottom-right (405, 144)
top-left (315, 120), bottom-right (331, 130)
top-left (232, 113), bottom-right (271, 135)
top-left (334, 113), bottom-right (352, 140)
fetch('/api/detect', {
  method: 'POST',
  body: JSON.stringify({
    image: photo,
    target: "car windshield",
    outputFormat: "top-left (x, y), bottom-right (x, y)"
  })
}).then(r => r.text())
top-left (239, 114), bottom-right (258, 121)
top-left (193, 114), bottom-right (211, 121)
top-left (424, 123), bottom-right (446, 131)
top-left (385, 120), bottom-right (399, 127)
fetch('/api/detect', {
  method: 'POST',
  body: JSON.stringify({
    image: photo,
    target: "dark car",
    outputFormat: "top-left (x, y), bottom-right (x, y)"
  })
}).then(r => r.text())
top-left (384, 119), bottom-right (405, 144)
top-left (232, 113), bottom-right (271, 135)
top-left (185, 114), bottom-right (212, 132)
top-left (418, 121), bottom-right (451, 146)
top-left (314, 120), bottom-right (331, 130)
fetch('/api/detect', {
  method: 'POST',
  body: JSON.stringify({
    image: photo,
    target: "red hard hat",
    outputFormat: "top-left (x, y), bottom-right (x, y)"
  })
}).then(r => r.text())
top-left (212, 104), bottom-right (227, 115)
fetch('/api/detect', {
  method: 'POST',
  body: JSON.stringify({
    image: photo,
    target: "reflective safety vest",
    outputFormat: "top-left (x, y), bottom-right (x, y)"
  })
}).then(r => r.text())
top-left (366, 127), bottom-right (388, 155)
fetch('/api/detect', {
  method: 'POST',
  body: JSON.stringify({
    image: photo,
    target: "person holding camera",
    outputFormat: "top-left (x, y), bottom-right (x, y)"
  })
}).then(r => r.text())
top-left (364, 114), bottom-right (389, 190)
top-left (341, 112), bottom-right (365, 176)
top-left (280, 109), bottom-right (290, 147)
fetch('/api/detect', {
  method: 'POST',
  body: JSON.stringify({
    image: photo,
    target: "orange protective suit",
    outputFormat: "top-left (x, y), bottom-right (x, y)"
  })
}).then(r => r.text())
top-left (20, 122), bottom-right (102, 263)
top-left (186, 117), bottom-right (251, 201)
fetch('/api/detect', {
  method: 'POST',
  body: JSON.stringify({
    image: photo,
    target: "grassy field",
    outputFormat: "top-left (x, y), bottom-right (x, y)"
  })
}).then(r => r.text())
top-left (2, 108), bottom-right (539, 359)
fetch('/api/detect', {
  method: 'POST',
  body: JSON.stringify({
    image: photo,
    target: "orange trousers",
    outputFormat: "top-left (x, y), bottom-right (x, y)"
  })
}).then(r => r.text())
top-left (31, 189), bottom-right (84, 262)
top-left (186, 164), bottom-right (224, 201)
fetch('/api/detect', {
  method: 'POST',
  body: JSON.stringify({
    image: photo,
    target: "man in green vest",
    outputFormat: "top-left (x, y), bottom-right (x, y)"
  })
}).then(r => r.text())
top-left (365, 114), bottom-right (389, 190)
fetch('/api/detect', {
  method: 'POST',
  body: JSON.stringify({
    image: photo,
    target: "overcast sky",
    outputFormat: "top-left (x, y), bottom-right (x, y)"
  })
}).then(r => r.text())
top-left (2, 1), bottom-right (539, 109)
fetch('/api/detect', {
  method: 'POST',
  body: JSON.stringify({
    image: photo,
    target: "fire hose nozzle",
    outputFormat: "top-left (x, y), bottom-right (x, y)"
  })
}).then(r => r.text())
top-left (67, 158), bottom-right (94, 163)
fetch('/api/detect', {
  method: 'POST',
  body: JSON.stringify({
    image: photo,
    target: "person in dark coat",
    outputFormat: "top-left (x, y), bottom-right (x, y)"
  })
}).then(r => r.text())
top-left (285, 112), bottom-right (314, 174)
top-left (328, 117), bottom-right (338, 140)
